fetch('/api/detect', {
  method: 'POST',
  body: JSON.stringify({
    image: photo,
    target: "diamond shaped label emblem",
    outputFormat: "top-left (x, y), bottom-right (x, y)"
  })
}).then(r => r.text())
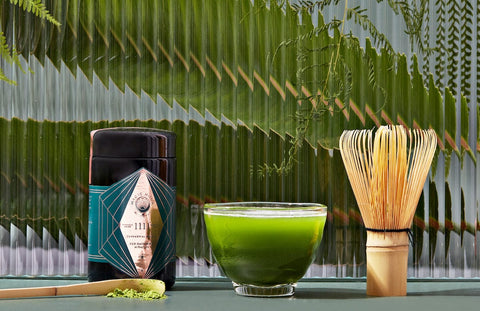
top-left (120, 169), bottom-right (163, 278)
top-left (94, 168), bottom-right (176, 278)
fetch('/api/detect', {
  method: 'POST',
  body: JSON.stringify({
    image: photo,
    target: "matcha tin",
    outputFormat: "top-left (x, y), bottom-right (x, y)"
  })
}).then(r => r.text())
top-left (88, 127), bottom-right (176, 289)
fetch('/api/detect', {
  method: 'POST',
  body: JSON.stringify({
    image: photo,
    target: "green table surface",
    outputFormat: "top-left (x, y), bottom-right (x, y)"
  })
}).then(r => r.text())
top-left (0, 278), bottom-right (479, 311)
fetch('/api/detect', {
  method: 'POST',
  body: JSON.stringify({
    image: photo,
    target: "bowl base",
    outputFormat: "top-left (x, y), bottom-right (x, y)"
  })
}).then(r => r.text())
top-left (232, 282), bottom-right (295, 297)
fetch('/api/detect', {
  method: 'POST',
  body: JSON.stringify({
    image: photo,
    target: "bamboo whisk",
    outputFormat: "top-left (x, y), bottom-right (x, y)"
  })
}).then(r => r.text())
top-left (339, 125), bottom-right (436, 296)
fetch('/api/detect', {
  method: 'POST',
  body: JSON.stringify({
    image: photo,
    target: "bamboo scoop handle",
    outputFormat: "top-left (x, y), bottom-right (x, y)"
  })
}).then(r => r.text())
top-left (0, 279), bottom-right (165, 299)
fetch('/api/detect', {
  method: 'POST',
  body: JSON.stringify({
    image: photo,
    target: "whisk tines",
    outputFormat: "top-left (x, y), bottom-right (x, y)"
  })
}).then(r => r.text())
top-left (339, 125), bottom-right (437, 230)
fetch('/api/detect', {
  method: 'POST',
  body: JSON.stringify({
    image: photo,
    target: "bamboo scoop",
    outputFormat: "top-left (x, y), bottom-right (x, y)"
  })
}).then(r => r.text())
top-left (0, 279), bottom-right (165, 299)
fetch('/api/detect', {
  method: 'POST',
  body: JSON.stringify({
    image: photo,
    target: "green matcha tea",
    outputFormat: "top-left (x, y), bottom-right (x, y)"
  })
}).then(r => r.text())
top-left (204, 206), bottom-right (327, 287)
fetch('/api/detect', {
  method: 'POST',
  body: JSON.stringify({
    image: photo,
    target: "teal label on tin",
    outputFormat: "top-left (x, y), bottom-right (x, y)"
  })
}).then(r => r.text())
top-left (88, 168), bottom-right (176, 278)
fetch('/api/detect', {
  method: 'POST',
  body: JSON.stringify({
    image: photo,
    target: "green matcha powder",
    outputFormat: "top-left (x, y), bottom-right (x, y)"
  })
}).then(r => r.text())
top-left (107, 288), bottom-right (166, 300)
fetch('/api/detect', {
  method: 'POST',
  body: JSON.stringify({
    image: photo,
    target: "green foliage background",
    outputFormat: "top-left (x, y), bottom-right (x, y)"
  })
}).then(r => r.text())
top-left (0, 0), bottom-right (478, 277)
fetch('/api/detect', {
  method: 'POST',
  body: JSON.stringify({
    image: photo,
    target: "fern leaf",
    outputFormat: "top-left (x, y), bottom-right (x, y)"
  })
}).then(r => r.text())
top-left (9, 0), bottom-right (61, 27)
top-left (9, 46), bottom-right (25, 74)
top-left (272, 20), bottom-right (341, 64)
top-left (290, 0), bottom-right (341, 13)
top-left (378, 0), bottom-right (429, 54)
top-left (385, 0), bottom-right (401, 14)
top-left (342, 62), bottom-right (352, 106)
top-left (0, 32), bottom-right (24, 73)
top-left (346, 6), bottom-right (394, 54)
top-left (446, 1), bottom-right (461, 96)
top-left (0, 67), bottom-right (16, 85)
top-left (421, 1), bottom-right (430, 84)
top-left (0, 32), bottom-right (26, 74)
top-left (362, 49), bottom-right (387, 110)
top-left (459, 0), bottom-right (473, 98)
top-left (434, 0), bottom-right (446, 90)
top-left (0, 31), bottom-right (14, 64)
top-left (477, 0), bottom-right (480, 107)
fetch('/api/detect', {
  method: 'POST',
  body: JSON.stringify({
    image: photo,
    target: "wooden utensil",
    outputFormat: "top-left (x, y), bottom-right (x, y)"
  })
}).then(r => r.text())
top-left (0, 279), bottom-right (165, 299)
top-left (339, 125), bottom-right (436, 296)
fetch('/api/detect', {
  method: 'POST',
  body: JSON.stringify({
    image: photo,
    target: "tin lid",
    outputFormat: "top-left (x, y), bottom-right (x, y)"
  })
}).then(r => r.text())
top-left (91, 127), bottom-right (176, 158)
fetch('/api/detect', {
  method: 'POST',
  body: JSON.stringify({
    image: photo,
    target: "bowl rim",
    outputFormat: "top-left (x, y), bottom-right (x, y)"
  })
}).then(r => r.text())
top-left (203, 201), bottom-right (327, 217)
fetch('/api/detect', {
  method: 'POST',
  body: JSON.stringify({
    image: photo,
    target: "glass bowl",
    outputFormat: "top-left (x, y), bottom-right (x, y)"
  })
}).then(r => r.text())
top-left (204, 202), bottom-right (327, 297)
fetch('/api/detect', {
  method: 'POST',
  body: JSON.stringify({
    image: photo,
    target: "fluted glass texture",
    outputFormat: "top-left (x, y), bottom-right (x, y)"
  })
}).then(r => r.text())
top-left (0, 0), bottom-right (478, 278)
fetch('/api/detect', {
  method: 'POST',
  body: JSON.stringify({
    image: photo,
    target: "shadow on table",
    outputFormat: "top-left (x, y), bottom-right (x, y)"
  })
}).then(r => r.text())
top-left (408, 288), bottom-right (480, 297)
top-left (172, 282), bottom-right (233, 292)
top-left (295, 287), bottom-right (480, 299)
top-left (293, 288), bottom-right (367, 299)
top-left (172, 283), bottom-right (367, 299)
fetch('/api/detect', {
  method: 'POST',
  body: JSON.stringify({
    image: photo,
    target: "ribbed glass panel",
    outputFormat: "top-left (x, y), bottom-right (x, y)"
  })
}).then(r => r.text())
top-left (0, 0), bottom-right (478, 279)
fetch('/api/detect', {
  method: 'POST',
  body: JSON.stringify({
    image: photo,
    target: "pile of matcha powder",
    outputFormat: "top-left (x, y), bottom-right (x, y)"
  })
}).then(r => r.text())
top-left (107, 288), bottom-right (167, 300)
